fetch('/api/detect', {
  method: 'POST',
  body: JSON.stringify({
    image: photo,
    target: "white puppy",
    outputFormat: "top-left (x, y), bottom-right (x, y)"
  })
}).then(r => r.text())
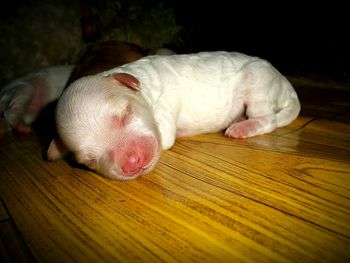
top-left (48, 51), bottom-right (300, 180)
top-left (0, 66), bottom-right (74, 135)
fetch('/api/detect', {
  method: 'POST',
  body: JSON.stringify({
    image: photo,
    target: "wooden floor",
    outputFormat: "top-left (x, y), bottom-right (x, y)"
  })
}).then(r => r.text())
top-left (0, 75), bottom-right (350, 262)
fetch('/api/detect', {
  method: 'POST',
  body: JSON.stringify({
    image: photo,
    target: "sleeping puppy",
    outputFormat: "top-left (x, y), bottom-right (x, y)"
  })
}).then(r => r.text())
top-left (0, 66), bottom-right (74, 136)
top-left (0, 41), bottom-right (148, 137)
top-left (47, 51), bottom-right (300, 180)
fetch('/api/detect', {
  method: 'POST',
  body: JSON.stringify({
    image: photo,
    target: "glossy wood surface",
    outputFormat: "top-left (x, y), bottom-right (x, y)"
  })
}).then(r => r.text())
top-left (0, 77), bottom-right (350, 262)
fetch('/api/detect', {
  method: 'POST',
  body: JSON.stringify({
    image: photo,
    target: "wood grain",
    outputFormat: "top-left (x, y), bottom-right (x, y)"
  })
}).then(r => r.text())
top-left (0, 83), bottom-right (350, 262)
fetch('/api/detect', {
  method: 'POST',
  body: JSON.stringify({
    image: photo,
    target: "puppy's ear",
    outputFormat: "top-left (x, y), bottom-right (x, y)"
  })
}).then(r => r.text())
top-left (47, 137), bottom-right (69, 161)
top-left (110, 73), bottom-right (140, 91)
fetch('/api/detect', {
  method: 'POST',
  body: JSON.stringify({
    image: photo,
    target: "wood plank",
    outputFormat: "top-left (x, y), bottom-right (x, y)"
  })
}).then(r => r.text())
top-left (0, 81), bottom-right (350, 262)
top-left (0, 112), bottom-right (350, 262)
top-left (0, 199), bottom-right (9, 221)
top-left (0, 220), bottom-right (34, 262)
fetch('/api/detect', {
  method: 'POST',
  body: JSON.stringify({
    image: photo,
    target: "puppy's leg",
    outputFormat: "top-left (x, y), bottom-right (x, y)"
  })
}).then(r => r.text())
top-left (225, 100), bottom-right (277, 139)
top-left (225, 61), bottom-right (286, 139)
top-left (154, 111), bottom-right (177, 150)
top-left (1, 83), bottom-right (34, 135)
top-left (157, 116), bottom-right (177, 150)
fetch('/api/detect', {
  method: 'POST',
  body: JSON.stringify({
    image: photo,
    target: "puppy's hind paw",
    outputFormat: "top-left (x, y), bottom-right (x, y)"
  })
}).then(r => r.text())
top-left (225, 116), bottom-right (277, 139)
top-left (225, 122), bottom-right (252, 139)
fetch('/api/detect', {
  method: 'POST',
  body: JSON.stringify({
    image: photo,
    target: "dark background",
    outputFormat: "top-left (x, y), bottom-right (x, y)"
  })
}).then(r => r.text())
top-left (0, 0), bottom-right (349, 83)
top-left (170, 1), bottom-right (349, 78)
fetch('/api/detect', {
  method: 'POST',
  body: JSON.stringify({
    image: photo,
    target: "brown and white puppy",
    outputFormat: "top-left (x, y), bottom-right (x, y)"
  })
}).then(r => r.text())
top-left (48, 51), bottom-right (300, 180)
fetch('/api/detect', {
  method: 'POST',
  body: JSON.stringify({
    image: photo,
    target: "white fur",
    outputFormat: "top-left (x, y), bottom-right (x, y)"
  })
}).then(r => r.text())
top-left (0, 65), bottom-right (74, 129)
top-left (54, 51), bottom-right (300, 179)
top-left (100, 51), bottom-right (300, 149)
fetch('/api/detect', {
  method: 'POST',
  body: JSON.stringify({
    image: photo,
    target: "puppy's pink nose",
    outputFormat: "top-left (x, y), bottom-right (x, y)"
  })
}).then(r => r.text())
top-left (122, 153), bottom-right (142, 174)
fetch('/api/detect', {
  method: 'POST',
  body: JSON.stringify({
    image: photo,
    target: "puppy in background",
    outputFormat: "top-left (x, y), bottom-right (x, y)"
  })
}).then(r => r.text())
top-left (0, 65), bottom-right (74, 136)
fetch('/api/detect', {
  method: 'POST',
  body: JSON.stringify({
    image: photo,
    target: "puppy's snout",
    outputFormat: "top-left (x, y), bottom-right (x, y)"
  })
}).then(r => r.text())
top-left (122, 152), bottom-right (143, 174)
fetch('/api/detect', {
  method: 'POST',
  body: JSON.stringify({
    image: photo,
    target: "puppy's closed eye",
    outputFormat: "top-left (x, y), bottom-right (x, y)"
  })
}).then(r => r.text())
top-left (111, 104), bottom-right (133, 129)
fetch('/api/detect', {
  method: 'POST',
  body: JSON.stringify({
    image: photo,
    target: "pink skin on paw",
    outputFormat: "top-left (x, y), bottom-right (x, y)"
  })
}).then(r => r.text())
top-left (0, 119), bottom-right (31, 137)
top-left (225, 119), bottom-right (260, 139)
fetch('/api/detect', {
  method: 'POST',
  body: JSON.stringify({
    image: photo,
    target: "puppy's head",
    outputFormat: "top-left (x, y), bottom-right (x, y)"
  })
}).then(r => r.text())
top-left (48, 73), bottom-right (161, 180)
